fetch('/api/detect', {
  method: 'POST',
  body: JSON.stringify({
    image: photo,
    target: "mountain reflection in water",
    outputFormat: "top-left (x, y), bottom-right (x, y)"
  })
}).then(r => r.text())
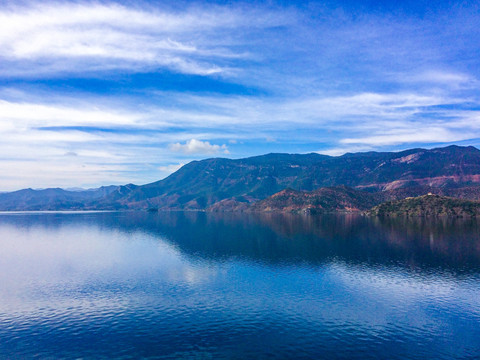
top-left (0, 211), bottom-right (479, 359)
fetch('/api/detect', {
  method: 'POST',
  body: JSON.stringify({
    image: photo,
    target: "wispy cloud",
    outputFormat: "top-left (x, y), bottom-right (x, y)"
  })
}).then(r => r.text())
top-left (0, 2), bottom-right (286, 77)
top-left (340, 128), bottom-right (465, 147)
top-left (403, 71), bottom-right (474, 85)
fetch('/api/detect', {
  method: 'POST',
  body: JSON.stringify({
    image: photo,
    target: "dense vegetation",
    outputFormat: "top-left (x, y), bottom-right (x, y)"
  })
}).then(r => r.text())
top-left (367, 195), bottom-right (480, 217)
top-left (246, 186), bottom-right (381, 213)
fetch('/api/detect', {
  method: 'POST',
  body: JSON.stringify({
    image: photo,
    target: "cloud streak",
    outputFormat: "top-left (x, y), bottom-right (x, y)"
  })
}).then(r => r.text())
top-left (0, 2), bottom-right (285, 77)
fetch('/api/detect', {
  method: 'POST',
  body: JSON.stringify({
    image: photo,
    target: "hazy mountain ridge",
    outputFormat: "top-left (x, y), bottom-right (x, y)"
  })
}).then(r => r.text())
top-left (2, 145), bottom-right (480, 211)
top-left (0, 186), bottom-right (119, 211)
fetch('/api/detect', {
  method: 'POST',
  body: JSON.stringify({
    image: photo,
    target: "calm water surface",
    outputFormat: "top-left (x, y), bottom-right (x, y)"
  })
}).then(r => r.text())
top-left (0, 212), bottom-right (479, 359)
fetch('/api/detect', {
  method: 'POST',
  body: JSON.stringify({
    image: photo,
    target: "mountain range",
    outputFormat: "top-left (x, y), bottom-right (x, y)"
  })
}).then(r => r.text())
top-left (2, 145), bottom-right (480, 212)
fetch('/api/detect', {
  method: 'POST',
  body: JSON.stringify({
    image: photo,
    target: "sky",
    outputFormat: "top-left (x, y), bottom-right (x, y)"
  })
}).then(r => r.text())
top-left (1, 0), bottom-right (480, 190)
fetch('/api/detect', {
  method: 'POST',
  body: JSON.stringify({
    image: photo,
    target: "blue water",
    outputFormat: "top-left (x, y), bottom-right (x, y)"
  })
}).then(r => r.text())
top-left (0, 212), bottom-right (479, 359)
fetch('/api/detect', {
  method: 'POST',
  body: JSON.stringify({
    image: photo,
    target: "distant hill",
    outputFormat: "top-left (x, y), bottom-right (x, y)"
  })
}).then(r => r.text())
top-left (0, 186), bottom-right (119, 211)
top-left (367, 195), bottom-right (480, 217)
top-left (2, 145), bottom-right (480, 211)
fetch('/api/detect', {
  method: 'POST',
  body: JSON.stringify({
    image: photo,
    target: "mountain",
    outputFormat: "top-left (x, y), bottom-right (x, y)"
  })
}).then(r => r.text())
top-left (1, 145), bottom-right (480, 211)
top-left (0, 186), bottom-right (119, 211)
top-left (367, 194), bottom-right (480, 217)
top-left (97, 145), bottom-right (480, 210)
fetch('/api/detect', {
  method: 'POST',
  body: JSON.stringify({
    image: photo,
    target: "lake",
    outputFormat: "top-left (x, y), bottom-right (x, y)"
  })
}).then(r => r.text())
top-left (0, 211), bottom-right (479, 359)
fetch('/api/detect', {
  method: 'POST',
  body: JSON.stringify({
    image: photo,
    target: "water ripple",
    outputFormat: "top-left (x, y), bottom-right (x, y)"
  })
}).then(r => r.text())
top-left (0, 212), bottom-right (479, 359)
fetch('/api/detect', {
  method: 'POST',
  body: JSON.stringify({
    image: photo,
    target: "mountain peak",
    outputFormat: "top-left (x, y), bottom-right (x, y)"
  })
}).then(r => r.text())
top-left (431, 144), bottom-right (480, 153)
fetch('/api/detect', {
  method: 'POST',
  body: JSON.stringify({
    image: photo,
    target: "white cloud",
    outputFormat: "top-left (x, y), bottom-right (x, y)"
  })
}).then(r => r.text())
top-left (0, 99), bottom-right (140, 127)
top-left (0, 2), bottom-right (285, 77)
top-left (170, 139), bottom-right (229, 154)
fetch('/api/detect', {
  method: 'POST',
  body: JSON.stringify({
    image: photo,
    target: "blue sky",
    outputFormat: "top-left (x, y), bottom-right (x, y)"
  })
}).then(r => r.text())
top-left (0, 0), bottom-right (479, 190)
